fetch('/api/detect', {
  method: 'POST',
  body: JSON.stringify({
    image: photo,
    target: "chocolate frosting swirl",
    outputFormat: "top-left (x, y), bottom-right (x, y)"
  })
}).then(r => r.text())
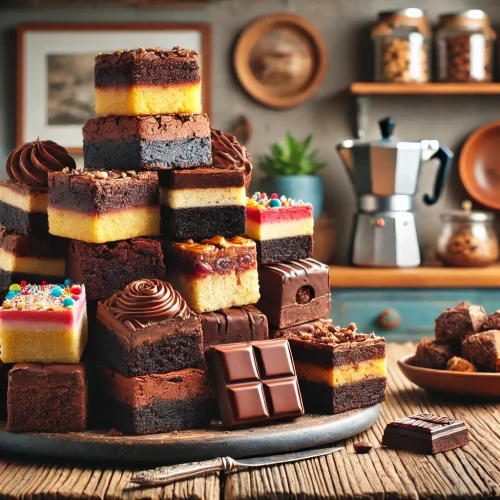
top-left (211, 129), bottom-right (253, 178)
top-left (6, 139), bottom-right (76, 188)
top-left (103, 279), bottom-right (190, 331)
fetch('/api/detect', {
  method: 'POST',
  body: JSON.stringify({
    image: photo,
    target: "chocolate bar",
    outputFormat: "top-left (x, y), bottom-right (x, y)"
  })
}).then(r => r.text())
top-left (256, 259), bottom-right (331, 329)
top-left (200, 305), bottom-right (269, 351)
top-left (206, 339), bottom-right (304, 428)
top-left (382, 413), bottom-right (469, 454)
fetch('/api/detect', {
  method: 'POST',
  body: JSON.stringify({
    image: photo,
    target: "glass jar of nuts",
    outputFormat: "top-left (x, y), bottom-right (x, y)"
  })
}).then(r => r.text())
top-left (436, 10), bottom-right (496, 82)
top-left (436, 201), bottom-right (499, 267)
top-left (372, 8), bottom-right (431, 83)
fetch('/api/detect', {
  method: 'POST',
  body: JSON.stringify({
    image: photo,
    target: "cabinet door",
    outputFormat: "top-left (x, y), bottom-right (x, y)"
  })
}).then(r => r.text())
top-left (331, 289), bottom-right (500, 342)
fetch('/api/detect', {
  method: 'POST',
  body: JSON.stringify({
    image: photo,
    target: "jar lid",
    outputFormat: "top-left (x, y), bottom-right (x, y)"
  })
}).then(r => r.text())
top-left (441, 201), bottom-right (494, 222)
top-left (372, 8), bottom-right (431, 38)
top-left (437, 10), bottom-right (496, 38)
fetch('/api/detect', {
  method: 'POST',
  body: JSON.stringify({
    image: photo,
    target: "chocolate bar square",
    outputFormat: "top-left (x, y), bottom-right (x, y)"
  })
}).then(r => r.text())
top-left (199, 305), bottom-right (269, 351)
top-left (256, 259), bottom-right (331, 329)
top-left (382, 413), bottom-right (469, 454)
top-left (206, 339), bottom-right (304, 428)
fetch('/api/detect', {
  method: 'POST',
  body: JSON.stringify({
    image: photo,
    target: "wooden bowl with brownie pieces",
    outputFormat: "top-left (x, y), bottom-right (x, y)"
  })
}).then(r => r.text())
top-left (398, 302), bottom-right (500, 398)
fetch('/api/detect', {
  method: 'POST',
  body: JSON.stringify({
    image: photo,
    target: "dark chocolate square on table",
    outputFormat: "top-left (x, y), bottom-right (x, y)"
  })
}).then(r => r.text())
top-left (206, 339), bottom-right (304, 428)
top-left (256, 258), bottom-right (331, 329)
top-left (382, 413), bottom-right (469, 454)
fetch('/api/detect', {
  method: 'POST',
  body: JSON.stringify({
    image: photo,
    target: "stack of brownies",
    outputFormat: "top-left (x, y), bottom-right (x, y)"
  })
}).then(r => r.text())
top-left (0, 45), bottom-right (387, 435)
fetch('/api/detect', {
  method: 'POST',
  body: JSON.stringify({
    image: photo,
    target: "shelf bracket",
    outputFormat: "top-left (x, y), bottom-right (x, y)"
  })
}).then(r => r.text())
top-left (355, 95), bottom-right (371, 139)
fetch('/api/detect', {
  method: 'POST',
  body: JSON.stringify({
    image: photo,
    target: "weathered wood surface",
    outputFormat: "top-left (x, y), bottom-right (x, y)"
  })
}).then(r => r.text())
top-left (1, 342), bottom-right (499, 499)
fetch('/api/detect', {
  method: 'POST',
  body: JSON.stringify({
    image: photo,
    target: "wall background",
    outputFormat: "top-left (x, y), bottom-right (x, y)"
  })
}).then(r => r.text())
top-left (1, 0), bottom-right (500, 263)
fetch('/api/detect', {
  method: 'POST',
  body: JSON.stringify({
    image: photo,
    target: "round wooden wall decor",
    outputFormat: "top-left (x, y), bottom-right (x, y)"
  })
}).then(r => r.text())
top-left (234, 13), bottom-right (328, 109)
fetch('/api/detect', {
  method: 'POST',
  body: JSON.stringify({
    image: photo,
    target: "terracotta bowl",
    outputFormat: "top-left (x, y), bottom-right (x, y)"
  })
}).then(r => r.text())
top-left (398, 354), bottom-right (500, 398)
top-left (460, 121), bottom-right (500, 210)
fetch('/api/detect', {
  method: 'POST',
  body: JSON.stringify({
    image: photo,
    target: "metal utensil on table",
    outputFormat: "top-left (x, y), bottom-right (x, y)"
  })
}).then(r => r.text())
top-left (131, 445), bottom-right (344, 486)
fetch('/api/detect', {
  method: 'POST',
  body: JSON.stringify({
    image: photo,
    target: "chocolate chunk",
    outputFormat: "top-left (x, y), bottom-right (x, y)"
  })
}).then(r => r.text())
top-left (435, 301), bottom-right (487, 342)
top-left (206, 339), bottom-right (304, 428)
top-left (462, 330), bottom-right (500, 372)
top-left (354, 441), bottom-right (372, 454)
top-left (382, 413), bottom-right (469, 454)
top-left (413, 338), bottom-right (456, 370)
top-left (482, 310), bottom-right (500, 331)
top-left (447, 356), bottom-right (477, 372)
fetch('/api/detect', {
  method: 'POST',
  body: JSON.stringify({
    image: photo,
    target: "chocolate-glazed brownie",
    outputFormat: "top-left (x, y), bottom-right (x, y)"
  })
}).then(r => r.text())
top-left (7, 363), bottom-right (87, 433)
top-left (83, 114), bottom-right (212, 171)
top-left (413, 338), bottom-right (457, 369)
top-left (435, 301), bottom-right (487, 342)
top-left (66, 238), bottom-right (166, 301)
top-left (93, 279), bottom-right (203, 377)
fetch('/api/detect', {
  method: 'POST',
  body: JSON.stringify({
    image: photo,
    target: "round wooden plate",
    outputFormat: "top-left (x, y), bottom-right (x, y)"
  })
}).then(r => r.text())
top-left (0, 405), bottom-right (380, 464)
top-left (234, 13), bottom-right (328, 109)
top-left (399, 354), bottom-right (500, 398)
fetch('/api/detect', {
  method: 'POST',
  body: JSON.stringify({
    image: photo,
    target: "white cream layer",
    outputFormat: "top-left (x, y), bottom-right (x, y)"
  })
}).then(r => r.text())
top-left (0, 247), bottom-right (65, 276)
top-left (0, 184), bottom-right (48, 212)
top-left (160, 186), bottom-right (245, 209)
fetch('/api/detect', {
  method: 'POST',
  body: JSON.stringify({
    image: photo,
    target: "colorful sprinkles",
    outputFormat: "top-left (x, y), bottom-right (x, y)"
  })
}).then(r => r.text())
top-left (1, 282), bottom-right (82, 311)
top-left (246, 192), bottom-right (310, 209)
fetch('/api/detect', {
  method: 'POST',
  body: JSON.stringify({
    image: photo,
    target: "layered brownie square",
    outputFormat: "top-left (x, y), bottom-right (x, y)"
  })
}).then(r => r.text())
top-left (167, 236), bottom-right (260, 313)
top-left (256, 258), bottom-right (331, 329)
top-left (160, 168), bottom-right (246, 240)
top-left (93, 279), bottom-right (203, 377)
top-left (276, 321), bottom-right (386, 414)
top-left (48, 169), bottom-right (160, 244)
top-left (96, 366), bottom-right (211, 435)
top-left (94, 47), bottom-right (202, 116)
top-left (66, 238), bottom-right (166, 301)
top-left (211, 129), bottom-right (253, 191)
top-left (246, 193), bottom-right (314, 264)
top-left (7, 363), bottom-right (87, 433)
top-left (83, 114), bottom-right (212, 171)
top-left (0, 228), bottom-right (67, 291)
top-left (462, 330), bottom-right (500, 372)
top-left (200, 305), bottom-right (269, 351)
top-left (1, 139), bottom-right (76, 236)
top-left (0, 283), bottom-right (87, 363)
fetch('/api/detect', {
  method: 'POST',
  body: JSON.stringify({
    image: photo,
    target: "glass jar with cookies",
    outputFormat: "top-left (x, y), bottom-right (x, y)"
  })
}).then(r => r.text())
top-left (436, 201), bottom-right (499, 267)
top-left (372, 8), bottom-right (431, 83)
top-left (436, 10), bottom-right (496, 83)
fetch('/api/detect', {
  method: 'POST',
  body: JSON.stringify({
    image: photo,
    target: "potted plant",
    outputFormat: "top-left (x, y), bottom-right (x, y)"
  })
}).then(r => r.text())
top-left (259, 132), bottom-right (326, 218)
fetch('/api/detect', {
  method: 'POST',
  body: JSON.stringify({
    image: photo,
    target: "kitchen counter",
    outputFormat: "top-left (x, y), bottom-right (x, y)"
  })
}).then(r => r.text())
top-left (329, 264), bottom-right (500, 288)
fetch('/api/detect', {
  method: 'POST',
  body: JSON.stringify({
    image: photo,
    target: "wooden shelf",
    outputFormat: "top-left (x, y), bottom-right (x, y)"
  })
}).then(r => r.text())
top-left (329, 265), bottom-right (500, 289)
top-left (350, 82), bottom-right (500, 96)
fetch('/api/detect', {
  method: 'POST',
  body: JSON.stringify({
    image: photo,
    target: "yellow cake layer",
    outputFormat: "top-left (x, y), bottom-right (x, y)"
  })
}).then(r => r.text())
top-left (0, 311), bottom-right (88, 363)
top-left (95, 84), bottom-right (202, 116)
top-left (294, 358), bottom-right (386, 387)
top-left (171, 269), bottom-right (260, 313)
top-left (246, 219), bottom-right (313, 241)
top-left (0, 248), bottom-right (65, 276)
top-left (161, 186), bottom-right (246, 209)
top-left (0, 184), bottom-right (47, 212)
top-left (48, 206), bottom-right (160, 244)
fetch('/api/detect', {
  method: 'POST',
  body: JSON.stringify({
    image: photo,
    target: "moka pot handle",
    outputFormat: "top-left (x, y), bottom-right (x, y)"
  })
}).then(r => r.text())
top-left (423, 146), bottom-right (453, 205)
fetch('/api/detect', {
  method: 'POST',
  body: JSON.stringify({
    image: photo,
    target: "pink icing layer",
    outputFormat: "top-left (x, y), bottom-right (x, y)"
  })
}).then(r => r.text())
top-left (246, 205), bottom-right (313, 225)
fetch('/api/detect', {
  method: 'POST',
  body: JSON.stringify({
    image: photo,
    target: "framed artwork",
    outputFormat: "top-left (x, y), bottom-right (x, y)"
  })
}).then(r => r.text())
top-left (234, 13), bottom-right (327, 110)
top-left (17, 23), bottom-right (211, 153)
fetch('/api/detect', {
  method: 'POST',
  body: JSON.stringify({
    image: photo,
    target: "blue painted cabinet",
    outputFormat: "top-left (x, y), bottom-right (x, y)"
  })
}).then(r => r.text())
top-left (330, 289), bottom-right (500, 342)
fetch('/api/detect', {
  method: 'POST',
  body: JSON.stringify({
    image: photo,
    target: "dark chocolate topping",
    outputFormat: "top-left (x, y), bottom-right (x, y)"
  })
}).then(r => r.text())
top-left (9, 363), bottom-right (85, 388)
top-left (96, 46), bottom-right (198, 63)
top-left (390, 413), bottom-right (464, 434)
top-left (211, 129), bottom-right (252, 176)
top-left (6, 139), bottom-right (76, 188)
top-left (103, 279), bottom-right (190, 331)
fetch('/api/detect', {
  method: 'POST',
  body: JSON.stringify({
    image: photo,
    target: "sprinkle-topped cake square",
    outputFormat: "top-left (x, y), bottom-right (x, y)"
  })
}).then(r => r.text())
top-left (48, 169), bottom-right (160, 244)
top-left (0, 282), bottom-right (87, 363)
top-left (246, 193), bottom-right (314, 264)
top-left (94, 47), bottom-right (202, 116)
top-left (166, 236), bottom-right (260, 313)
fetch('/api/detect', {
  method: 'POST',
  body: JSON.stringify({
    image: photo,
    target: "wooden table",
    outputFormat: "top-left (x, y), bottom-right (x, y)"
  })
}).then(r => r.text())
top-left (0, 343), bottom-right (499, 499)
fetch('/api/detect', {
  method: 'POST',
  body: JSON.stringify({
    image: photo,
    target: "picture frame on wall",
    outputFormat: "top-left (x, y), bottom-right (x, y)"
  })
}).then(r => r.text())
top-left (17, 23), bottom-right (211, 153)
